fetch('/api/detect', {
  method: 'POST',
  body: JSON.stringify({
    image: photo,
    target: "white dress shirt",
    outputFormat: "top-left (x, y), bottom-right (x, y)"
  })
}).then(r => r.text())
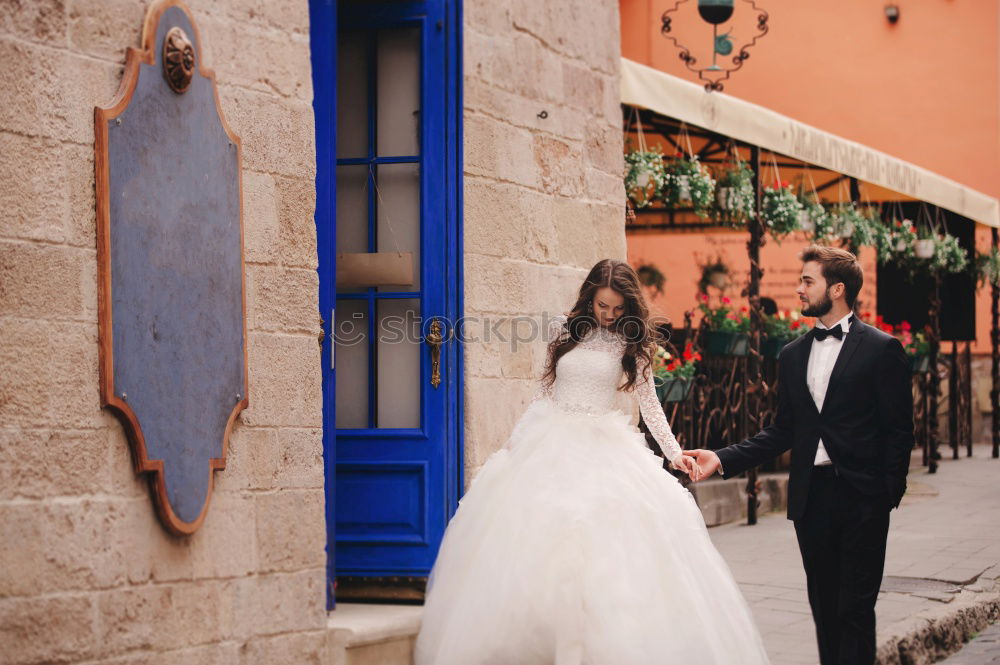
top-left (808, 312), bottom-right (854, 466)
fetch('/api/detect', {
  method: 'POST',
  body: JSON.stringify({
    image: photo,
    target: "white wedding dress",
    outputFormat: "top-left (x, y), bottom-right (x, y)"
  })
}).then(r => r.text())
top-left (414, 315), bottom-right (770, 665)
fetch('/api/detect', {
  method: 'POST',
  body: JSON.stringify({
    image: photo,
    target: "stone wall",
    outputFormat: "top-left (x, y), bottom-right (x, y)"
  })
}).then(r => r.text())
top-left (461, 0), bottom-right (627, 484)
top-left (0, 1), bottom-right (328, 662)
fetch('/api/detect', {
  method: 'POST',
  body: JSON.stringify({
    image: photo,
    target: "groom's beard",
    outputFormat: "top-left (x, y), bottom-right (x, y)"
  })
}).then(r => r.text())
top-left (801, 291), bottom-right (834, 318)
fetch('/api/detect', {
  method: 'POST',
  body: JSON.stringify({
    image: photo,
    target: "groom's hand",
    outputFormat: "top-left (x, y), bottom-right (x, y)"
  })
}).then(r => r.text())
top-left (683, 449), bottom-right (721, 481)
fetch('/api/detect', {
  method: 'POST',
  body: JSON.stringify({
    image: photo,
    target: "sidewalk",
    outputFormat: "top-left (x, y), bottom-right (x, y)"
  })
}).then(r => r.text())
top-left (707, 445), bottom-right (1000, 665)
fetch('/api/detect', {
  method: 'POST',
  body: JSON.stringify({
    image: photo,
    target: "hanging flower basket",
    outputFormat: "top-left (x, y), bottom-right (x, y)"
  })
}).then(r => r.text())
top-left (664, 155), bottom-right (716, 218)
top-left (762, 182), bottom-right (804, 240)
top-left (914, 238), bottom-right (935, 259)
top-left (830, 202), bottom-right (869, 242)
top-left (624, 149), bottom-right (667, 209)
top-left (976, 246), bottom-right (1000, 288)
top-left (875, 218), bottom-right (917, 264)
top-left (652, 343), bottom-right (699, 403)
top-left (713, 161), bottom-right (756, 227)
top-left (930, 234), bottom-right (968, 273)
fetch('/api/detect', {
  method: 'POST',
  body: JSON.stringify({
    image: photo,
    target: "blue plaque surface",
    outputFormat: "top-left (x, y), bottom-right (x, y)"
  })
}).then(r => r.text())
top-left (95, 0), bottom-right (247, 535)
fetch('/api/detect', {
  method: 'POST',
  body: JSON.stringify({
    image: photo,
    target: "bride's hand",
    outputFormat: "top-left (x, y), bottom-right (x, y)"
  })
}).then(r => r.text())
top-left (671, 454), bottom-right (702, 482)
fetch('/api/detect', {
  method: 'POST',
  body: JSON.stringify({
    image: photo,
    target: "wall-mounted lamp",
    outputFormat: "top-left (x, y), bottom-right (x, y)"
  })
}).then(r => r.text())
top-left (885, 4), bottom-right (900, 25)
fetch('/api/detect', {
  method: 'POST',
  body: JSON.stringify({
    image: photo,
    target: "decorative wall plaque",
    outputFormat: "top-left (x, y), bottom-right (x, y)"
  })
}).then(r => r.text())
top-left (95, 0), bottom-right (247, 535)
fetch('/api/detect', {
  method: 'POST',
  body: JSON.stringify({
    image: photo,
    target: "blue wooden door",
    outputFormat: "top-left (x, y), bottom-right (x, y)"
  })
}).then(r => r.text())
top-left (310, 0), bottom-right (463, 602)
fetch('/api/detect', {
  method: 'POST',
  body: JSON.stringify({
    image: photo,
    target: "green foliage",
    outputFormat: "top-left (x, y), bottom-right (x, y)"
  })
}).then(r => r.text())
top-left (762, 183), bottom-right (804, 240)
top-left (664, 155), bottom-right (716, 218)
top-left (624, 149), bottom-right (667, 209)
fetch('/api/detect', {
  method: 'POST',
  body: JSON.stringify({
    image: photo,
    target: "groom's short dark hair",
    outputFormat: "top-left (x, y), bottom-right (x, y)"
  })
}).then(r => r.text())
top-left (799, 245), bottom-right (863, 308)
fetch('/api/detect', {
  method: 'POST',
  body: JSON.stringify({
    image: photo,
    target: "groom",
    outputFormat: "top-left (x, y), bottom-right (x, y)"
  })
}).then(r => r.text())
top-left (685, 245), bottom-right (914, 665)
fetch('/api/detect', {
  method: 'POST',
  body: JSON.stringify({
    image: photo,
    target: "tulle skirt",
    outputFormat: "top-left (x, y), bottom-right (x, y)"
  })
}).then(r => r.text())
top-left (414, 397), bottom-right (771, 665)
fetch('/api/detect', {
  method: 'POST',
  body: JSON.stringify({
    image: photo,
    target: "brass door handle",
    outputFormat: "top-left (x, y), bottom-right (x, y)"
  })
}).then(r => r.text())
top-left (425, 318), bottom-right (443, 388)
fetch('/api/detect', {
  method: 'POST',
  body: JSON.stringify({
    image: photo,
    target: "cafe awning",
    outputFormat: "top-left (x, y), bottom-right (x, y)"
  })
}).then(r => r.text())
top-left (620, 57), bottom-right (1000, 229)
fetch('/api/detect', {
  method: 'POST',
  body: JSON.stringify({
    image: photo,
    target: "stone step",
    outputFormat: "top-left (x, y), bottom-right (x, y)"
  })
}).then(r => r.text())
top-left (327, 603), bottom-right (423, 665)
top-left (687, 472), bottom-right (789, 526)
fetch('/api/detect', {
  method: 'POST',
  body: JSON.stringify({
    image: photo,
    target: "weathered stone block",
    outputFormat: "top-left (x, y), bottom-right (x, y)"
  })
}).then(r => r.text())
top-left (242, 332), bottom-right (322, 428)
top-left (217, 85), bottom-right (316, 180)
top-left (463, 179), bottom-right (556, 261)
top-left (0, 499), bottom-right (131, 597)
top-left (275, 175), bottom-right (318, 269)
top-left (190, 491), bottom-right (258, 578)
top-left (248, 265), bottom-right (319, 334)
top-left (0, 428), bottom-right (112, 500)
top-left (0, 241), bottom-right (88, 320)
top-left (243, 170), bottom-right (280, 265)
top-left (0, 132), bottom-right (71, 245)
top-left (222, 569), bottom-right (327, 640)
top-left (0, 594), bottom-right (98, 664)
top-left (67, 0), bottom-right (145, 62)
top-left (0, 0), bottom-right (68, 46)
top-left (533, 134), bottom-right (585, 197)
top-left (199, 15), bottom-right (312, 101)
top-left (255, 489), bottom-right (325, 573)
top-left (463, 254), bottom-right (531, 315)
top-left (216, 426), bottom-right (279, 492)
top-left (274, 427), bottom-right (324, 489)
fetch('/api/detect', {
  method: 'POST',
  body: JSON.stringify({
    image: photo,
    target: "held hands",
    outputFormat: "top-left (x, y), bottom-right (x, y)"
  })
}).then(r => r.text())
top-left (680, 449), bottom-right (722, 483)
top-left (669, 454), bottom-right (704, 482)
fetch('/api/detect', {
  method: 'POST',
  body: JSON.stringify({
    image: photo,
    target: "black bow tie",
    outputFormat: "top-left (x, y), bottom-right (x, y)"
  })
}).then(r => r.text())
top-left (812, 326), bottom-right (843, 341)
top-left (811, 316), bottom-right (854, 342)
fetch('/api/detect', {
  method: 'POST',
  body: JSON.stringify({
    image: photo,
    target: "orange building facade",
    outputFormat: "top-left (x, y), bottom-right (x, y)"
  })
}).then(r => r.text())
top-left (621, 0), bottom-right (999, 354)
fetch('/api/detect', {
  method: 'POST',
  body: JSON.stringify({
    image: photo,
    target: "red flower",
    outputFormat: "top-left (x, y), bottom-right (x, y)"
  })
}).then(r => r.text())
top-left (693, 352), bottom-right (702, 361)
top-left (781, 180), bottom-right (790, 188)
top-left (666, 359), bottom-right (681, 372)
top-left (791, 320), bottom-right (802, 329)
top-left (722, 296), bottom-right (732, 304)
top-left (700, 293), bottom-right (709, 303)
top-left (894, 220), bottom-right (903, 228)
top-left (741, 305), bottom-right (749, 313)
top-left (900, 321), bottom-right (911, 331)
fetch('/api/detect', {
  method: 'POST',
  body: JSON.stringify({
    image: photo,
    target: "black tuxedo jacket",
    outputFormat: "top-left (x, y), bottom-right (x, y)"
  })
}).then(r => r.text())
top-left (716, 320), bottom-right (914, 521)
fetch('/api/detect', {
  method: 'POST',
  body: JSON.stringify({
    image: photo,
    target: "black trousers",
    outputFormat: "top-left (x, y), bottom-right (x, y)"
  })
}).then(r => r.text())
top-left (793, 465), bottom-right (891, 665)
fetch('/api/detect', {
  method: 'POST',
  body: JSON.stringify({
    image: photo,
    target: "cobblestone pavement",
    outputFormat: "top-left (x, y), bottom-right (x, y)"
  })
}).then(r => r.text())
top-left (934, 620), bottom-right (1000, 664)
top-left (706, 445), bottom-right (1000, 665)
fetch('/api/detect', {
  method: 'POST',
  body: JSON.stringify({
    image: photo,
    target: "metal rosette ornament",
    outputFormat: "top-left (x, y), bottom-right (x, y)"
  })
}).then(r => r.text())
top-left (661, 0), bottom-right (769, 92)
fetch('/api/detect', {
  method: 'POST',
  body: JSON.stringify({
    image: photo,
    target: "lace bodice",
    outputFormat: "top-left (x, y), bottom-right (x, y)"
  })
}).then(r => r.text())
top-left (530, 315), bottom-right (683, 462)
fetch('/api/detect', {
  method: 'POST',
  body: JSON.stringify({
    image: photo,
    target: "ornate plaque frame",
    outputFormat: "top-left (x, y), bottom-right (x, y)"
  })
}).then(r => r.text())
top-left (95, 0), bottom-right (248, 535)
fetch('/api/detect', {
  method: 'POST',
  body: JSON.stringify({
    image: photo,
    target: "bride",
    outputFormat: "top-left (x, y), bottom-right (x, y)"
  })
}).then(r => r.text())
top-left (414, 259), bottom-right (770, 665)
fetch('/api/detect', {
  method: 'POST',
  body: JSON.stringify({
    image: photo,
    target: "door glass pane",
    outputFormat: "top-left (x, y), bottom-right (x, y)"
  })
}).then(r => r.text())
top-left (337, 31), bottom-right (369, 159)
top-left (335, 299), bottom-right (370, 428)
top-left (376, 27), bottom-right (420, 157)
top-left (336, 165), bottom-right (370, 294)
top-left (376, 298), bottom-right (421, 428)
top-left (375, 163), bottom-right (420, 292)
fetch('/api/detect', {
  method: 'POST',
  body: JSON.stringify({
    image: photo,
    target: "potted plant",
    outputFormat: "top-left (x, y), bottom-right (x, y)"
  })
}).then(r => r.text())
top-left (652, 342), bottom-right (700, 403)
top-left (697, 255), bottom-right (731, 293)
top-left (697, 293), bottom-right (751, 356)
top-left (761, 181), bottom-right (804, 242)
top-left (875, 218), bottom-right (917, 265)
top-left (624, 148), bottom-right (667, 209)
top-left (664, 153), bottom-right (716, 218)
top-left (914, 226), bottom-right (936, 259)
top-left (829, 202), bottom-right (869, 242)
top-left (761, 309), bottom-right (809, 358)
top-left (930, 233), bottom-right (969, 274)
top-left (796, 190), bottom-right (826, 235)
top-left (636, 263), bottom-right (667, 296)
top-left (976, 246), bottom-right (1000, 288)
top-left (714, 161), bottom-right (756, 227)
top-left (873, 317), bottom-right (931, 373)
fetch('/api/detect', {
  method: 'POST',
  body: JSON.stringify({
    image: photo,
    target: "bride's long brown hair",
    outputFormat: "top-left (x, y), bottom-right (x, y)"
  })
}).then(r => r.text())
top-left (539, 259), bottom-right (665, 393)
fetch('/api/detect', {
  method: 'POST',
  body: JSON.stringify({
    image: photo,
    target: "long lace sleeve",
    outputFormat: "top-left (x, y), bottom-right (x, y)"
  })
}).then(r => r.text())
top-left (635, 356), bottom-right (683, 463)
top-left (529, 314), bottom-right (568, 402)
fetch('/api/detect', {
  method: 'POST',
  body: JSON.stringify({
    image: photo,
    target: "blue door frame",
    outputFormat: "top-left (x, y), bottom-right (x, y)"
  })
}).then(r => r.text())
top-left (309, 0), bottom-right (463, 608)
